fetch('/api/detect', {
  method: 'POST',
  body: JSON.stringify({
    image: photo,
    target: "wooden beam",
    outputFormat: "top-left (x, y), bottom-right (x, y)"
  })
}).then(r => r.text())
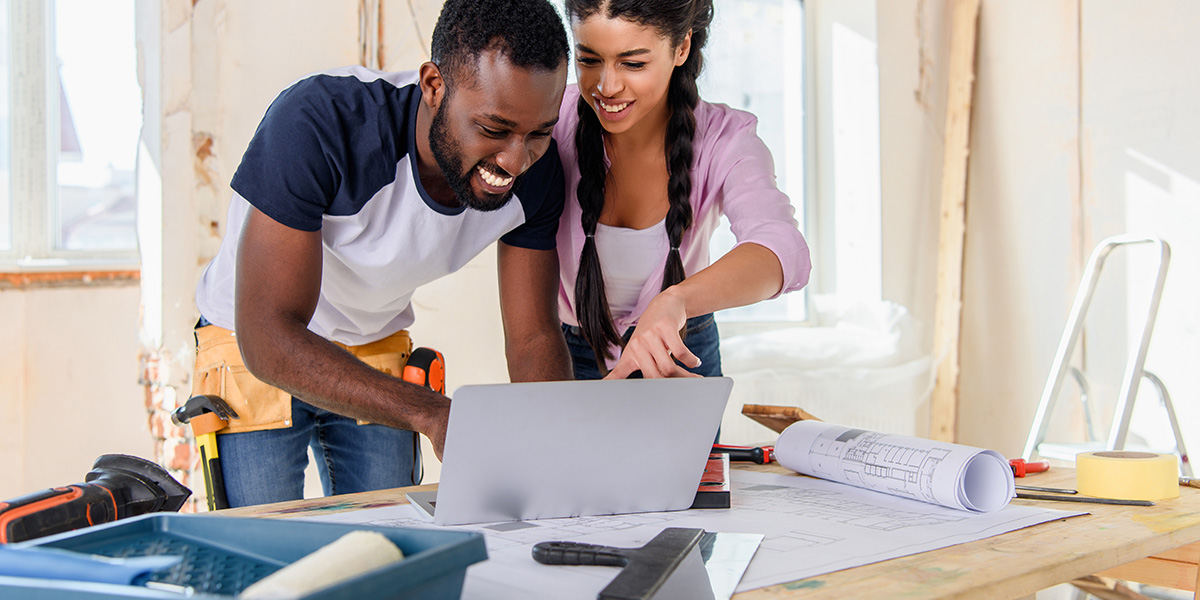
top-left (930, 0), bottom-right (982, 442)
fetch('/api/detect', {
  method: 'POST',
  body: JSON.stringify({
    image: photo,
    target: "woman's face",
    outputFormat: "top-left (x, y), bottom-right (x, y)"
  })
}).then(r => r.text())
top-left (571, 14), bottom-right (690, 136)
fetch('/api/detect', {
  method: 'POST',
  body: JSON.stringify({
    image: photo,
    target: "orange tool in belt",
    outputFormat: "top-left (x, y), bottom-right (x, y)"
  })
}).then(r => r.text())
top-left (403, 347), bottom-right (445, 395)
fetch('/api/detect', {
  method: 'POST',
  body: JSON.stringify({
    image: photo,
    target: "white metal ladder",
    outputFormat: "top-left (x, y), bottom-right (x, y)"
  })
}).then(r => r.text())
top-left (1022, 234), bottom-right (1192, 477)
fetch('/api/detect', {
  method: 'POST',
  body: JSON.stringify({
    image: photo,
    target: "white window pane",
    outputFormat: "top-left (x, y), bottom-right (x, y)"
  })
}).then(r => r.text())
top-left (0, 0), bottom-right (11, 252)
top-left (54, 0), bottom-right (139, 252)
top-left (701, 0), bottom-right (806, 322)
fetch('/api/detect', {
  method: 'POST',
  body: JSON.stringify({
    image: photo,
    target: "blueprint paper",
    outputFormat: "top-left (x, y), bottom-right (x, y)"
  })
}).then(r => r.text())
top-left (775, 420), bottom-right (1016, 512)
top-left (292, 470), bottom-right (1080, 598)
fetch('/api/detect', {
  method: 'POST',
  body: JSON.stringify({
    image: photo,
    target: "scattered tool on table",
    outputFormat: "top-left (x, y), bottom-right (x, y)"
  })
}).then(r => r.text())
top-left (1180, 476), bottom-right (1200, 489)
top-left (740, 404), bottom-right (820, 434)
top-left (1014, 492), bottom-right (1153, 507)
top-left (1015, 485), bottom-right (1077, 495)
top-left (712, 444), bottom-right (774, 464)
top-left (691, 454), bottom-right (730, 509)
top-left (533, 527), bottom-right (762, 600)
top-left (0, 454), bottom-right (190, 543)
top-left (1008, 458), bottom-right (1050, 477)
top-left (171, 394), bottom-right (239, 511)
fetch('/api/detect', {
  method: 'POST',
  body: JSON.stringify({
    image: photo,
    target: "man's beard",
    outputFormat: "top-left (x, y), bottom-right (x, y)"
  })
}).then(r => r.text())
top-left (429, 104), bottom-right (520, 212)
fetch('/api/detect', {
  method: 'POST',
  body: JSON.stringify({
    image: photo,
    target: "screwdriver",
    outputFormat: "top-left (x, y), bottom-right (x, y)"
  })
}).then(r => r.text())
top-left (712, 444), bottom-right (774, 464)
top-left (1009, 458), bottom-right (1050, 477)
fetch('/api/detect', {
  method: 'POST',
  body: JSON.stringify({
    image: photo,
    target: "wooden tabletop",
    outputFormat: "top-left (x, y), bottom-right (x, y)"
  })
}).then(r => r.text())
top-left (222, 464), bottom-right (1200, 599)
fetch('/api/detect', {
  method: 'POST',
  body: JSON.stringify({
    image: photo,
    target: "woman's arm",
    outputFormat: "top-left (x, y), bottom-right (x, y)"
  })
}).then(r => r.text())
top-left (604, 242), bottom-right (783, 379)
top-left (605, 108), bottom-right (809, 380)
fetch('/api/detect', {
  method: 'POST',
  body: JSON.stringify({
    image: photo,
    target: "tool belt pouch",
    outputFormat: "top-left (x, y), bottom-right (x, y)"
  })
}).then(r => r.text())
top-left (192, 325), bottom-right (413, 433)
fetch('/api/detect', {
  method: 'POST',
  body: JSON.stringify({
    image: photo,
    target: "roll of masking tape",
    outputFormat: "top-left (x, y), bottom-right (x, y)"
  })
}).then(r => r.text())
top-left (1076, 451), bottom-right (1179, 501)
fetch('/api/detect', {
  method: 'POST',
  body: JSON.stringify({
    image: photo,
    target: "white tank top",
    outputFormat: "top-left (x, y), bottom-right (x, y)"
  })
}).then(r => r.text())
top-left (594, 219), bottom-right (669, 321)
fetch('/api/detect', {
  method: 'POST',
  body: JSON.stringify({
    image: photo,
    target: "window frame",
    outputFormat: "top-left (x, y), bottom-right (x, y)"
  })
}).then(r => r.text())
top-left (2, 0), bottom-right (141, 273)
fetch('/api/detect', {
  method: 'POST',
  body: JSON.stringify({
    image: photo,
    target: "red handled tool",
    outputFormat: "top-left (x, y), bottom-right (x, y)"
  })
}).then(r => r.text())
top-left (1009, 458), bottom-right (1050, 477)
top-left (712, 444), bottom-right (775, 464)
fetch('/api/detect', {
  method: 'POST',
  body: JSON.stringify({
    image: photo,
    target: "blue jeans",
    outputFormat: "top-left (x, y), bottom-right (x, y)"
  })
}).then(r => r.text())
top-left (562, 313), bottom-right (723, 380)
top-left (216, 397), bottom-right (421, 507)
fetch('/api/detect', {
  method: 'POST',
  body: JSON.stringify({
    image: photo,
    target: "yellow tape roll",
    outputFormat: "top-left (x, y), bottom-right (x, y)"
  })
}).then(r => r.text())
top-left (1076, 451), bottom-right (1179, 501)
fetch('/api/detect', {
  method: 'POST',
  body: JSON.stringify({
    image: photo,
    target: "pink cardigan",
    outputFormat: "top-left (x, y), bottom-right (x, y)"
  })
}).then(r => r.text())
top-left (554, 85), bottom-right (812, 339)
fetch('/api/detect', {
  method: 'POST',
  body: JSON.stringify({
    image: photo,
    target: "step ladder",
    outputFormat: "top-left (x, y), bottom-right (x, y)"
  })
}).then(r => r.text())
top-left (1022, 234), bottom-right (1192, 477)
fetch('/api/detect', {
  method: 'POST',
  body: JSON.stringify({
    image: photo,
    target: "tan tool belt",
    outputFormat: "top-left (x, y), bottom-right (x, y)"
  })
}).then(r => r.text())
top-left (191, 324), bottom-right (414, 434)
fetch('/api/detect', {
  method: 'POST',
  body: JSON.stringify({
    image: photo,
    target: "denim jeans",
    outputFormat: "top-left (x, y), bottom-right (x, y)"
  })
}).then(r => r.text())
top-left (216, 397), bottom-right (421, 507)
top-left (562, 313), bottom-right (723, 381)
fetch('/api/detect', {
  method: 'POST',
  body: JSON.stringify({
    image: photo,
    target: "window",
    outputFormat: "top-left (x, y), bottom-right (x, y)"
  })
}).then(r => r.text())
top-left (1, 0), bottom-right (140, 269)
top-left (701, 0), bottom-right (807, 324)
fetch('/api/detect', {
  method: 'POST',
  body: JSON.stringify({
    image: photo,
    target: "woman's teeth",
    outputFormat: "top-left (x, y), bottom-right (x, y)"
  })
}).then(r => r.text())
top-left (477, 165), bottom-right (513, 187)
top-left (599, 100), bottom-right (629, 113)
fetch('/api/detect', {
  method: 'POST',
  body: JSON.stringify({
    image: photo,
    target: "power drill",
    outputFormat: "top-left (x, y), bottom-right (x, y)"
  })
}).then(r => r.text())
top-left (0, 454), bottom-right (191, 544)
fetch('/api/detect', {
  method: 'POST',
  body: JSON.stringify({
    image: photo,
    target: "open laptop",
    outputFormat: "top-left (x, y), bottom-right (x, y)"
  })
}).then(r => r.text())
top-left (407, 377), bottom-right (733, 526)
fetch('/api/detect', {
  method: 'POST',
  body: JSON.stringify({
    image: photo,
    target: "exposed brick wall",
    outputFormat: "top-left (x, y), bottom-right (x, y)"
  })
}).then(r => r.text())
top-left (141, 350), bottom-right (204, 512)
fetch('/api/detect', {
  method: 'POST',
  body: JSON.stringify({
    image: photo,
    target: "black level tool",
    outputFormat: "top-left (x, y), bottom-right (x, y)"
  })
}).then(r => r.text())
top-left (533, 528), bottom-right (705, 600)
top-left (0, 454), bottom-right (190, 543)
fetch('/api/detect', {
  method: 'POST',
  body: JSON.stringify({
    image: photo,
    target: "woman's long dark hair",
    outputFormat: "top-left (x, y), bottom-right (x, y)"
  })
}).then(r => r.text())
top-left (565, 0), bottom-right (713, 369)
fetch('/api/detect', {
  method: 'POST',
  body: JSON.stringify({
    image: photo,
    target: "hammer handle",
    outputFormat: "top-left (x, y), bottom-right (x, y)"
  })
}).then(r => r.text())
top-left (532, 541), bottom-right (629, 568)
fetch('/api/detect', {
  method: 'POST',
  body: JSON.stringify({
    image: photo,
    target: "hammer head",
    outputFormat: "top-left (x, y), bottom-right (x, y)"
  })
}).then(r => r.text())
top-left (170, 395), bottom-right (239, 426)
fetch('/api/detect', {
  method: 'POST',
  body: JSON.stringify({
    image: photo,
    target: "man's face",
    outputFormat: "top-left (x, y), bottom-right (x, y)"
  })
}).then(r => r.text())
top-left (428, 48), bottom-right (567, 211)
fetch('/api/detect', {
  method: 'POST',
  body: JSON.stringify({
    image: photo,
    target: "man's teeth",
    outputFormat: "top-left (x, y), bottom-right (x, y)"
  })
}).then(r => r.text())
top-left (600, 100), bottom-right (629, 113)
top-left (477, 166), bottom-right (513, 187)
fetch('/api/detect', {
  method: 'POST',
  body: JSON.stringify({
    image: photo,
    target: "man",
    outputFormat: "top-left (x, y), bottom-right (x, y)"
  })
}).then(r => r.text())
top-left (192, 0), bottom-right (572, 507)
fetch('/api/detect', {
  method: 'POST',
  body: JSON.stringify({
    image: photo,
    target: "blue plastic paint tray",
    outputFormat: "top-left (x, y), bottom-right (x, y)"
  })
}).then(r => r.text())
top-left (0, 513), bottom-right (487, 599)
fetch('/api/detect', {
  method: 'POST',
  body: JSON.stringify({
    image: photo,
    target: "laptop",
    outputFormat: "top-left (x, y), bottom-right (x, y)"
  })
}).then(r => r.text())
top-left (407, 377), bottom-right (733, 526)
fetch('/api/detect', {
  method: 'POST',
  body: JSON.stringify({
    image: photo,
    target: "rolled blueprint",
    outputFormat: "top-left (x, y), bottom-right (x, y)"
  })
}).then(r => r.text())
top-left (775, 420), bottom-right (1014, 512)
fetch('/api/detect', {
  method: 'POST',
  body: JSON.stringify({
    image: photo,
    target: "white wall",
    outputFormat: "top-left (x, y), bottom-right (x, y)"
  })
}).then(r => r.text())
top-left (878, 0), bottom-right (1199, 458)
top-left (0, 285), bottom-right (150, 500)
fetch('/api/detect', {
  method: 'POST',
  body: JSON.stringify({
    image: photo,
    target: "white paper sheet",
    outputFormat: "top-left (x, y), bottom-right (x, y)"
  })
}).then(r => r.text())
top-left (294, 470), bottom-right (1080, 598)
top-left (775, 420), bottom-right (1015, 512)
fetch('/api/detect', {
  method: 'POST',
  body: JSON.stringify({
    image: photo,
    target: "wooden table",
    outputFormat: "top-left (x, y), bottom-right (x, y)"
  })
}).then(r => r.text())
top-left (223, 464), bottom-right (1200, 599)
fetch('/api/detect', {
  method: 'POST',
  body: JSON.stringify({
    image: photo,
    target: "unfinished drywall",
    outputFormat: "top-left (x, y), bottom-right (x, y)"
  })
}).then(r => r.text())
top-left (1078, 1), bottom-right (1200, 461)
top-left (0, 285), bottom-right (150, 500)
top-left (879, 0), bottom-right (1199, 458)
top-left (879, 0), bottom-right (1085, 455)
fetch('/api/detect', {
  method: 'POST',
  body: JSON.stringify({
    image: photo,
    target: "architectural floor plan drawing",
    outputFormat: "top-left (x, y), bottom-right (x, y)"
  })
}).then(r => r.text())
top-left (296, 470), bottom-right (1081, 598)
top-left (776, 420), bottom-right (1016, 512)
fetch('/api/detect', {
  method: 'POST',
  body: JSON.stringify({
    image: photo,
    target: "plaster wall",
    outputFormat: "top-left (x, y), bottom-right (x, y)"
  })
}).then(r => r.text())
top-left (878, 0), bottom-right (1199, 458)
top-left (0, 285), bottom-right (149, 500)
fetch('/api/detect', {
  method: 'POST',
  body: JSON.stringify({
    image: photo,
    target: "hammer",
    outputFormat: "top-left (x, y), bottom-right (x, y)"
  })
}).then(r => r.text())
top-left (172, 395), bottom-right (239, 511)
top-left (533, 528), bottom-right (715, 600)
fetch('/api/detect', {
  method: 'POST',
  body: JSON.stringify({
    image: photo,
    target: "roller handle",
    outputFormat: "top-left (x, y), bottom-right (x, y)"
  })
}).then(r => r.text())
top-left (532, 541), bottom-right (631, 568)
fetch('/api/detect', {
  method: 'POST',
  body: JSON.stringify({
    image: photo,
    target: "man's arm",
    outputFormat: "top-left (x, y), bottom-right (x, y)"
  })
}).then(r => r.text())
top-left (234, 207), bottom-right (451, 457)
top-left (496, 242), bottom-right (573, 381)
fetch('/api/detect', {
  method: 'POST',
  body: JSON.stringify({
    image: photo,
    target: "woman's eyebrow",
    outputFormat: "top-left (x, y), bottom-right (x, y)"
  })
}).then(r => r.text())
top-left (576, 43), bottom-right (652, 58)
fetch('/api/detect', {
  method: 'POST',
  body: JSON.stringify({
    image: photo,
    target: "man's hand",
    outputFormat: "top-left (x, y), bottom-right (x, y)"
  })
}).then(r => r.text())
top-left (604, 289), bottom-right (701, 380)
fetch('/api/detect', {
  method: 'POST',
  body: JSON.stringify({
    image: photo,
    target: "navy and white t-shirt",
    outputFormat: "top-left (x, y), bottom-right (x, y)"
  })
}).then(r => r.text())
top-left (196, 67), bottom-right (565, 345)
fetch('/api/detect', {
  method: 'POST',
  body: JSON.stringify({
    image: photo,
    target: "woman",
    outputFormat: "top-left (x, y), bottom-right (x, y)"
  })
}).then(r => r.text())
top-left (555, 0), bottom-right (812, 380)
